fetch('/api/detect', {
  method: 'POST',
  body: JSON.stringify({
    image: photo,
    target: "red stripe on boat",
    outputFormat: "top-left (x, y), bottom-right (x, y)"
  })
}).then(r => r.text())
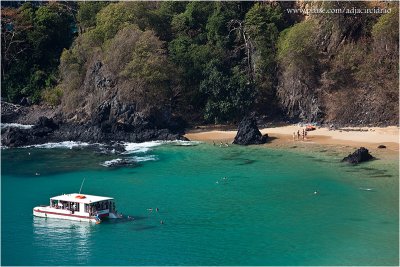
top-left (34, 209), bottom-right (95, 219)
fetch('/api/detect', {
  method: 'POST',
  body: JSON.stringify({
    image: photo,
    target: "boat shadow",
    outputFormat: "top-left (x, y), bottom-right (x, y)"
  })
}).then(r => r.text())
top-left (105, 215), bottom-right (147, 224)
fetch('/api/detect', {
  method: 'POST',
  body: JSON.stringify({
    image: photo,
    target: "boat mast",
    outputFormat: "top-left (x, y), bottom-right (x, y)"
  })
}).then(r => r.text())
top-left (79, 178), bottom-right (85, 194)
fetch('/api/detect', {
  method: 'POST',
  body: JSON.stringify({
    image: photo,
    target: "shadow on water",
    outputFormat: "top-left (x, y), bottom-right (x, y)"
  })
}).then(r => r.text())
top-left (369, 174), bottom-right (393, 178)
top-left (237, 159), bottom-right (257, 165)
top-left (132, 225), bottom-right (158, 231)
top-left (220, 151), bottom-right (244, 161)
top-left (340, 164), bottom-right (393, 178)
top-left (347, 217), bottom-right (367, 222)
top-left (105, 215), bottom-right (147, 224)
top-left (311, 158), bottom-right (331, 163)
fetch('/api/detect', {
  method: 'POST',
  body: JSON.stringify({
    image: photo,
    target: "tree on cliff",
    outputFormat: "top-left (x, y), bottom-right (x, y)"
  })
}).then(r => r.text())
top-left (1, 2), bottom-right (75, 103)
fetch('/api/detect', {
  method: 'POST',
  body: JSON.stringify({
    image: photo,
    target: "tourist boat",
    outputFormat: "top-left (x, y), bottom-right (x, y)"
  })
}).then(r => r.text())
top-left (33, 193), bottom-right (120, 224)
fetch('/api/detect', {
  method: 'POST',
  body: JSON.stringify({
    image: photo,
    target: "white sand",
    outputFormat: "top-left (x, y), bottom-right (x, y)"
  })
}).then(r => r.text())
top-left (185, 125), bottom-right (399, 152)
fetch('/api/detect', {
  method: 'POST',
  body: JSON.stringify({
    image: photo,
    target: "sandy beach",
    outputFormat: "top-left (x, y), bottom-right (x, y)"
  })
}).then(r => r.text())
top-left (185, 125), bottom-right (399, 156)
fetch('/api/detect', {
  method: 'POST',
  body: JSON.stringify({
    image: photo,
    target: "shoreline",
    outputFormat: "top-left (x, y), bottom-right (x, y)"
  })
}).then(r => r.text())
top-left (185, 125), bottom-right (399, 158)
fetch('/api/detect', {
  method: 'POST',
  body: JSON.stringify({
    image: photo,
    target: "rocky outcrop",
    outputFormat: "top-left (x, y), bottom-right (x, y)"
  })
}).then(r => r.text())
top-left (1, 116), bottom-right (60, 147)
top-left (341, 147), bottom-right (374, 164)
top-left (233, 116), bottom-right (268, 145)
top-left (1, 102), bottom-right (187, 147)
top-left (1, 127), bottom-right (29, 147)
top-left (1, 101), bottom-right (27, 123)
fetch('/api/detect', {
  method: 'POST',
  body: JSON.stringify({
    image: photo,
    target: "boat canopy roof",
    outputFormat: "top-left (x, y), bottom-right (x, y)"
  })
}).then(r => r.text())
top-left (50, 193), bottom-right (113, 204)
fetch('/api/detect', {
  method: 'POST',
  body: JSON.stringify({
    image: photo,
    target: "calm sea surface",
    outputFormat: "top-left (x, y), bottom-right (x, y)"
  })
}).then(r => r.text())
top-left (1, 141), bottom-right (398, 265)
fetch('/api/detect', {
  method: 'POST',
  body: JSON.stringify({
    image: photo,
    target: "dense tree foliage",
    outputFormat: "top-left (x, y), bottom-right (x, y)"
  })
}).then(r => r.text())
top-left (1, 1), bottom-right (398, 126)
top-left (1, 2), bottom-right (75, 103)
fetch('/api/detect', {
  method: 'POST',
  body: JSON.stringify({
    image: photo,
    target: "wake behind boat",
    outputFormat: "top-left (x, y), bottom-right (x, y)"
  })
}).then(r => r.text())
top-left (33, 193), bottom-right (121, 224)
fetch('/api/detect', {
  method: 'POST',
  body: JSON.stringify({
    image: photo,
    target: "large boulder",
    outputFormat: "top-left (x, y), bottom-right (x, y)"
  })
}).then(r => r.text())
top-left (342, 147), bottom-right (374, 164)
top-left (233, 116), bottom-right (268, 145)
top-left (31, 116), bottom-right (59, 137)
top-left (1, 127), bottom-right (29, 147)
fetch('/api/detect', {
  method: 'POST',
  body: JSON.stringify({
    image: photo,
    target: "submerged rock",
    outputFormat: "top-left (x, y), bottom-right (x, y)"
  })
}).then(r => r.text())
top-left (101, 158), bottom-right (137, 168)
top-left (342, 147), bottom-right (374, 164)
top-left (233, 116), bottom-right (268, 145)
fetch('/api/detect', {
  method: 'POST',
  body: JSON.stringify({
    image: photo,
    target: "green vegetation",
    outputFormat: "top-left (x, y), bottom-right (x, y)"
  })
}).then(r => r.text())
top-left (1, 1), bottom-right (398, 125)
top-left (1, 2), bottom-right (75, 103)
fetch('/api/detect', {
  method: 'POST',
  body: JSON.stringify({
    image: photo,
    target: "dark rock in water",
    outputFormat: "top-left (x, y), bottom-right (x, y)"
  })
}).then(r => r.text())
top-left (377, 145), bottom-right (386, 149)
top-left (1, 116), bottom-right (60, 147)
top-left (342, 147), bottom-right (374, 164)
top-left (2, 127), bottom-right (29, 147)
top-left (102, 158), bottom-right (137, 168)
top-left (233, 116), bottom-right (268, 145)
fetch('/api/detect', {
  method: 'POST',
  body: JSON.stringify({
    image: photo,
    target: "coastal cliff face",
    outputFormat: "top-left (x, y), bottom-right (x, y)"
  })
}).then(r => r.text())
top-left (276, 1), bottom-right (398, 125)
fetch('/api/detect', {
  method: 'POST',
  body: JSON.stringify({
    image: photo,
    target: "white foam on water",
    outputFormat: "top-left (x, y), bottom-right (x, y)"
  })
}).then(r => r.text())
top-left (171, 140), bottom-right (202, 146)
top-left (100, 155), bottom-right (158, 167)
top-left (122, 140), bottom-right (202, 154)
top-left (23, 141), bottom-right (92, 149)
top-left (100, 158), bottom-right (124, 167)
top-left (1, 123), bottom-right (34, 129)
top-left (122, 141), bottom-right (166, 154)
top-left (132, 155), bottom-right (158, 162)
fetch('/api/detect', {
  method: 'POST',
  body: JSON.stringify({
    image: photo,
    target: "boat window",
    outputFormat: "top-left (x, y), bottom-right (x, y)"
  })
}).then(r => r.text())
top-left (51, 200), bottom-right (58, 208)
top-left (73, 202), bottom-right (79, 212)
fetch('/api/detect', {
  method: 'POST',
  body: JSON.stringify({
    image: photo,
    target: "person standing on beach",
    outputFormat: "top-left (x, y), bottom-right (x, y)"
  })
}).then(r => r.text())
top-left (302, 129), bottom-right (305, 140)
top-left (297, 130), bottom-right (300, 140)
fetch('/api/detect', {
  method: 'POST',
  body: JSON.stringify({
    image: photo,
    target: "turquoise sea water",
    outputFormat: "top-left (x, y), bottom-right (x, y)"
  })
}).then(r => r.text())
top-left (1, 142), bottom-right (399, 266)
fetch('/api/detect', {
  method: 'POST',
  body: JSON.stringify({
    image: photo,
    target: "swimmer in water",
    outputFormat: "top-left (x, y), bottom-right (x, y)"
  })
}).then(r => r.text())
top-left (147, 208), bottom-right (153, 212)
top-left (160, 220), bottom-right (164, 224)
top-left (35, 172), bottom-right (40, 176)
top-left (156, 208), bottom-right (159, 212)
top-left (313, 190), bottom-right (319, 195)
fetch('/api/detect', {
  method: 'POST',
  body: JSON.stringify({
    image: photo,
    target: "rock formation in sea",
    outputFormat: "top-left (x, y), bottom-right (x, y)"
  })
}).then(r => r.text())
top-left (233, 116), bottom-right (268, 145)
top-left (1, 100), bottom-right (188, 147)
top-left (341, 147), bottom-right (374, 164)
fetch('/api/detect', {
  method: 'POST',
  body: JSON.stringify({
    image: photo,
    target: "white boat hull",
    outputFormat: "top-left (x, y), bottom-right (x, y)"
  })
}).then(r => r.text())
top-left (33, 206), bottom-right (100, 223)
